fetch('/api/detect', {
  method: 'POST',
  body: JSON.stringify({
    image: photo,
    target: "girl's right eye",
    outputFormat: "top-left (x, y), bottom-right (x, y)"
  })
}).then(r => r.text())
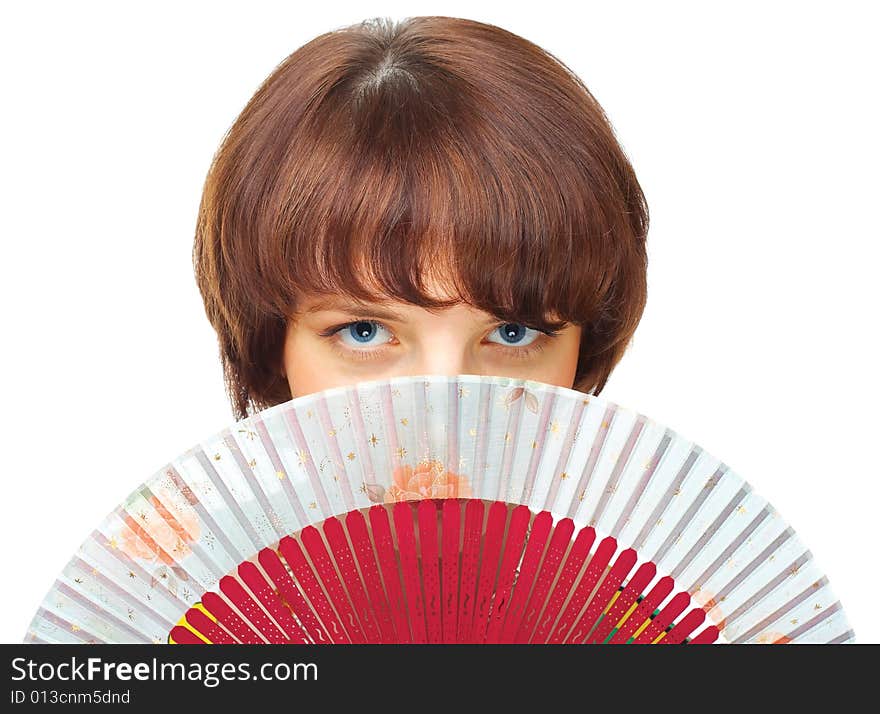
top-left (334, 320), bottom-right (394, 348)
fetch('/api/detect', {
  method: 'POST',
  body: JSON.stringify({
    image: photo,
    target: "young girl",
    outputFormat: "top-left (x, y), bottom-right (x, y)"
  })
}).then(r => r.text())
top-left (193, 15), bottom-right (648, 421)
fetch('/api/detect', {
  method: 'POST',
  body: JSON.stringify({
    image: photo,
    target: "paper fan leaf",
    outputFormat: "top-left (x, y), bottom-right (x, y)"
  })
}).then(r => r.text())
top-left (365, 483), bottom-right (386, 504)
top-left (23, 374), bottom-right (855, 645)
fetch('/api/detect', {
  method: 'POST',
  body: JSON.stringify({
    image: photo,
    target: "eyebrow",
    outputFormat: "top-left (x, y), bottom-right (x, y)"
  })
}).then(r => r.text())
top-left (303, 298), bottom-right (499, 325)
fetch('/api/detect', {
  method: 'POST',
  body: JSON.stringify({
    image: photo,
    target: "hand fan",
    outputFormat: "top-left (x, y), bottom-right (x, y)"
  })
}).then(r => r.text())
top-left (24, 375), bottom-right (854, 644)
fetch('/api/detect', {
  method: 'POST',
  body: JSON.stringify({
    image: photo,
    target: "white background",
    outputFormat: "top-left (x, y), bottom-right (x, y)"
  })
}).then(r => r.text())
top-left (1, 1), bottom-right (877, 643)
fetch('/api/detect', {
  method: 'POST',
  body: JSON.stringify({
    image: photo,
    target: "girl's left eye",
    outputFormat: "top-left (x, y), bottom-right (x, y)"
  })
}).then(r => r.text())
top-left (486, 323), bottom-right (541, 347)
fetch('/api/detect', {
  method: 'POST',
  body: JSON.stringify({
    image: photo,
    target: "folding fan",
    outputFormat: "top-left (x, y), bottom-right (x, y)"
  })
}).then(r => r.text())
top-left (24, 375), bottom-right (854, 644)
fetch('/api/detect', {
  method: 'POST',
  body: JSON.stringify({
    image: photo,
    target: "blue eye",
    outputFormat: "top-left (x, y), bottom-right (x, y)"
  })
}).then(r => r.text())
top-left (338, 320), bottom-right (392, 347)
top-left (488, 323), bottom-right (540, 347)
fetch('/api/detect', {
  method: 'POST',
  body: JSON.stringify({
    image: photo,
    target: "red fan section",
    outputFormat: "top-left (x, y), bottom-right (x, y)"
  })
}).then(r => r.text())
top-left (169, 499), bottom-right (719, 644)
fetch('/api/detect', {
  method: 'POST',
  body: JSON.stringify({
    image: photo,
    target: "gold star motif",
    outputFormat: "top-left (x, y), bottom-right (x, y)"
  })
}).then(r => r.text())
top-left (276, 470), bottom-right (286, 480)
top-left (400, 418), bottom-right (408, 426)
top-left (790, 565), bottom-right (800, 576)
top-left (308, 501), bottom-right (317, 509)
top-left (673, 488), bottom-right (681, 496)
top-left (582, 398), bottom-right (590, 405)
top-left (458, 386), bottom-right (470, 398)
top-left (328, 429), bottom-right (336, 437)
top-left (601, 420), bottom-right (609, 429)
top-left (790, 618), bottom-right (799, 625)
top-left (531, 441), bottom-right (538, 449)
top-left (504, 432), bottom-right (511, 442)
top-left (560, 472), bottom-right (569, 480)
top-left (369, 434), bottom-right (380, 446)
top-left (106, 537), bottom-right (118, 550)
top-left (550, 420), bottom-right (559, 434)
top-left (396, 447), bottom-right (407, 458)
top-left (392, 389), bottom-right (401, 397)
top-left (579, 490), bottom-right (586, 502)
top-left (606, 484), bottom-right (617, 494)
top-left (347, 452), bottom-right (356, 461)
top-left (248, 458), bottom-right (257, 468)
top-left (306, 409), bottom-right (314, 419)
top-left (469, 428), bottom-right (477, 436)
top-left (129, 572), bottom-right (135, 579)
top-left (71, 624), bottom-right (80, 632)
top-left (359, 483), bottom-right (367, 494)
top-left (213, 453), bottom-right (221, 460)
top-left (737, 505), bottom-right (747, 514)
top-left (814, 603), bottom-right (823, 610)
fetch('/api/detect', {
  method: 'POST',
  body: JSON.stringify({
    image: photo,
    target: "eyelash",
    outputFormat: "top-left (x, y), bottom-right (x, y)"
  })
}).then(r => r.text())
top-left (319, 318), bottom-right (560, 361)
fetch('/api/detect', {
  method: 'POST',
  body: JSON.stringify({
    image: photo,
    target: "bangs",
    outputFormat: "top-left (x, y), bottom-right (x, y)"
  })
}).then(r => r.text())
top-left (254, 63), bottom-right (641, 334)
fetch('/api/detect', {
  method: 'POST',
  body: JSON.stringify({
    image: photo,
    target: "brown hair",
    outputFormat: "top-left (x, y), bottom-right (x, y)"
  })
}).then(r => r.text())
top-left (193, 15), bottom-right (649, 421)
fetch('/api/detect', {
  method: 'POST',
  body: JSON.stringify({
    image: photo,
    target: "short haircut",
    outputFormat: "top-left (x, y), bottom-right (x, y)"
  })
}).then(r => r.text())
top-left (193, 16), bottom-right (649, 420)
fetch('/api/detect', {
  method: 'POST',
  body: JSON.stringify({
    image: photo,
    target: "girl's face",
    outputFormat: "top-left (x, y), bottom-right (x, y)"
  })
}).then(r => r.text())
top-left (282, 282), bottom-right (582, 399)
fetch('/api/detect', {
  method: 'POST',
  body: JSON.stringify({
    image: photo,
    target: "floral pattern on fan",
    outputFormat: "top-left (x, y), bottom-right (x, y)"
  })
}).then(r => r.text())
top-left (367, 459), bottom-right (473, 503)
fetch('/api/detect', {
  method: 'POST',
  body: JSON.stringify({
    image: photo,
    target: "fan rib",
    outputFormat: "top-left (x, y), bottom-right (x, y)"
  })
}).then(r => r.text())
top-left (634, 591), bottom-right (690, 644)
top-left (725, 552), bottom-right (815, 639)
top-left (394, 501), bottom-right (428, 643)
top-left (181, 607), bottom-right (235, 644)
top-left (346, 510), bottom-right (396, 643)
top-left (301, 524), bottom-right (365, 643)
top-left (548, 535), bottom-right (614, 644)
top-left (370, 505), bottom-right (410, 643)
top-left (193, 448), bottom-right (264, 552)
top-left (485, 505), bottom-right (531, 643)
top-left (731, 573), bottom-right (827, 643)
top-left (609, 575), bottom-right (673, 644)
top-left (566, 405), bottom-right (615, 520)
top-left (441, 499), bottom-right (461, 643)
top-left (584, 560), bottom-right (656, 644)
top-left (222, 430), bottom-right (288, 541)
top-left (418, 500), bottom-right (443, 643)
top-left (565, 547), bottom-right (637, 644)
top-left (457, 500), bottom-right (484, 642)
top-left (201, 590), bottom-right (262, 644)
top-left (277, 535), bottom-right (350, 643)
top-left (219, 575), bottom-right (288, 643)
top-left (238, 561), bottom-right (309, 643)
top-left (586, 416), bottom-right (645, 528)
top-left (516, 517), bottom-right (574, 643)
top-left (500, 510), bottom-right (553, 642)
top-left (662, 607), bottom-right (706, 644)
top-left (324, 517), bottom-right (379, 642)
top-left (258, 547), bottom-right (329, 644)
top-left (251, 413), bottom-right (309, 524)
top-left (471, 501), bottom-right (508, 643)
top-left (531, 525), bottom-right (595, 643)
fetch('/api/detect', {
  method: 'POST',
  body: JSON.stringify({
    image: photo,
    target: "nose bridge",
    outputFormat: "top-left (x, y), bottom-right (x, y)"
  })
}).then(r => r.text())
top-left (410, 320), bottom-right (475, 377)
